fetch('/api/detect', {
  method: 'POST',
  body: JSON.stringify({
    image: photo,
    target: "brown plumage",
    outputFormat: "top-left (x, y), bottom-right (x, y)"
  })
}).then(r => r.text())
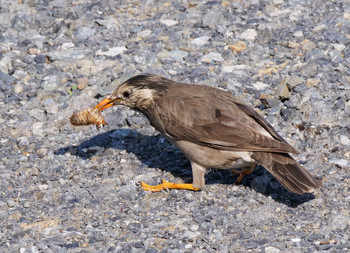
top-left (95, 74), bottom-right (322, 194)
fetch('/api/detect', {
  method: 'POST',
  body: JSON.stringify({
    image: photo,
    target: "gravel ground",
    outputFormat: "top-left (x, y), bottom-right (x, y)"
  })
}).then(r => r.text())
top-left (1, 0), bottom-right (350, 252)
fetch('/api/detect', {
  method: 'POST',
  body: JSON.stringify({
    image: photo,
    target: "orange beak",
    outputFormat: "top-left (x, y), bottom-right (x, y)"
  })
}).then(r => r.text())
top-left (94, 97), bottom-right (121, 111)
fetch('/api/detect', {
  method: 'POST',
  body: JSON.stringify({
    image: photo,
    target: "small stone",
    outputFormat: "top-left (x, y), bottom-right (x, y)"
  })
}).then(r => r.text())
top-left (329, 158), bottom-right (348, 167)
top-left (96, 47), bottom-right (127, 57)
top-left (260, 94), bottom-right (280, 108)
top-left (74, 27), bottom-right (96, 40)
top-left (59, 42), bottom-right (75, 50)
top-left (157, 51), bottom-right (169, 59)
top-left (293, 30), bottom-right (303, 38)
top-left (138, 29), bottom-right (152, 38)
top-left (41, 75), bottom-right (60, 91)
top-left (28, 48), bottom-right (41, 55)
top-left (17, 136), bottom-right (30, 146)
top-left (14, 84), bottom-right (24, 93)
top-left (191, 36), bottom-right (210, 47)
top-left (344, 12), bottom-right (350, 20)
top-left (222, 65), bottom-right (250, 73)
top-left (305, 48), bottom-right (325, 62)
top-left (48, 48), bottom-right (91, 61)
top-left (291, 238), bottom-right (301, 243)
top-left (333, 43), bottom-right (346, 52)
top-left (252, 81), bottom-right (269, 90)
top-left (239, 29), bottom-right (258, 41)
top-left (337, 135), bottom-right (350, 146)
top-left (200, 52), bottom-right (224, 63)
top-left (274, 81), bottom-right (290, 99)
top-left (160, 19), bottom-right (178, 26)
top-left (34, 55), bottom-right (48, 64)
top-left (229, 41), bottom-right (247, 53)
top-left (285, 75), bottom-right (304, 89)
top-left (301, 39), bottom-right (316, 51)
top-left (32, 122), bottom-right (44, 136)
top-left (329, 50), bottom-right (343, 63)
top-left (265, 246), bottom-right (280, 253)
top-left (42, 98), bottom-right (59, 114)
top-left (0, 69), bottom-right (16, 85)
top-left (76, 76), bottom-right (89, 90)
top-left (202, 9), bottom-right (224, 27)
top-left (169, 50), bottom-right (188, 62)
top-left (0, 56), bottom-right (12, 73)
top-left (306, 78), bottom-right (320, 87)
top-left (288, 41), bottom-right (300, 49)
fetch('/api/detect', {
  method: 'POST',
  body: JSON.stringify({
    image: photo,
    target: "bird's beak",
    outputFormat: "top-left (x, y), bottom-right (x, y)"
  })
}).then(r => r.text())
top-left (94, 97), bottom-right (121, 111)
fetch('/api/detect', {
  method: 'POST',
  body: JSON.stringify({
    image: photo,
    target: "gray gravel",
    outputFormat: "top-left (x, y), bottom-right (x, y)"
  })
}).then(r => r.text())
top-left (1, 0), bottom-right (350, 252)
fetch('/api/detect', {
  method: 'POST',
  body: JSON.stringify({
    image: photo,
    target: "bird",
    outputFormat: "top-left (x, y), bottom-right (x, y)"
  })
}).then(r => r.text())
top-left (94, 74), bottom-right (322, 194)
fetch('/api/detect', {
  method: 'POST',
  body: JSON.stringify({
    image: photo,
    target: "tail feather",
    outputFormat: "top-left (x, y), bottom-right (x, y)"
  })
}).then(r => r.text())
top-left (252, 152), bottom-right (322, 194)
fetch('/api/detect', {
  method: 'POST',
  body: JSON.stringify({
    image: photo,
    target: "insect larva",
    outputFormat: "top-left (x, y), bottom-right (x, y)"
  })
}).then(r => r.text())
top-left (70, 108), bottom-right (107, 129)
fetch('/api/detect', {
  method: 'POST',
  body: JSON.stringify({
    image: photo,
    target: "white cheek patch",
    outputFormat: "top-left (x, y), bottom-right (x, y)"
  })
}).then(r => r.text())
top-left (135, 88), bottom-right (155, 101)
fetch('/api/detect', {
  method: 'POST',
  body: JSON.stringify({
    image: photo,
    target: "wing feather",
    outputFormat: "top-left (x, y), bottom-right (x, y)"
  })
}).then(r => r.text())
top-left (154, 84), bottom-right (296, 154)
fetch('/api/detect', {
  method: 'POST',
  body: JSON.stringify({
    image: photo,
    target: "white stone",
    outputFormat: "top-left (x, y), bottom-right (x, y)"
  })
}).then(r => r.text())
top-left (265, 246), bottom-right (280, 253)
top-left (222, 65), bottom-right (250, 73)
top-left (96, 47), bottom-right (127, 57)
top-left (329, 158), bottom-right (348, 167)
top-left (252, 81), bottom-right (270, 90)
top-left (160, 19), bottom-right (178, 26)
top-left (239, 29), bottom-right (257, 41)
top-left (291, 237), bottom-right (301, 243)
top-left (200, 52), bottom-right (224, 62)
top-left (32, 122), bottom-right (44, 137)
top-left (191, 36), bottom-right (210, 46)
top-left (294, 31), bottom-right (303, 38)
top-left (138, 29), bottom-right (152, 38)
top-left (333, 43), bottom-right (346, 52)
top-left (338, 135), bottom-right (350, 145)
top-left (170, 50), bottom-right (188, 61)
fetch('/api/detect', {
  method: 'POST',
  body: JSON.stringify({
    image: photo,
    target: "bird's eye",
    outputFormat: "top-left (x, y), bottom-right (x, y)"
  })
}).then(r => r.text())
top-left (123, 91), bottom-right (130, 98)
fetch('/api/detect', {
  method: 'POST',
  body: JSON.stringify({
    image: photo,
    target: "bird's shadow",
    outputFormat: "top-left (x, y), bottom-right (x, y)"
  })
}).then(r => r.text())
top-left (56, 128), bottom-right (316, 207)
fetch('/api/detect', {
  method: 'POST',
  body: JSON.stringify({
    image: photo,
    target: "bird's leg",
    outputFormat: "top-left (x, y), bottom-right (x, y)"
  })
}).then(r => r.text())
top-left (141, 179), bottom-right (199, 192)
top-left (232, 164), bottom-right (256, 184)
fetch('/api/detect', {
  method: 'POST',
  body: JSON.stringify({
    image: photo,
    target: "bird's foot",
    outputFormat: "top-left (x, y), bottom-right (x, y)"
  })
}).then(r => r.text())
top-left (232, 164), bottom-right (256, 184)
top-left (140, 179), bottom-right (200, 192)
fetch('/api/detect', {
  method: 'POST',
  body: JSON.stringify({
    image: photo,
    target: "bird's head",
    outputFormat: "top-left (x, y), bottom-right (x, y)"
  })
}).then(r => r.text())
top-left (94, 74), bottom-right (170, 112)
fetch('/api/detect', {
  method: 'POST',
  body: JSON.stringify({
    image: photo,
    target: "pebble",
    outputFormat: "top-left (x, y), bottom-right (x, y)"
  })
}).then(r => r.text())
top-left (239, 29), bottom-right (258, 41)
top-left (76, 76), bottom-right (89, 90)
top-left (329, 158), bottom-right (348, 167)
top-left (191, 36), bottom-right (210, 47)
top-left (252, 81), bottom-right (269, 90)
top-left (169, 50), bottom-right (189, 62)
top-left (200, 52), bottom-right (224, 63)
top-left (74, 27), bottom-right (96, 40)
top-left (96, 47), bottom-right (127, 57)
top-left (305, 48), bottom-right (325, 61)
top-left (274, 80), bottom-right (290, 99)
top-left (306, 78), bottom-right (320, 87)
top-left (285, 75), bottom-right (304, 89)
top-left (202, 9), bottom-right (223, 27)
top-left (229, 41), bottom-right (247, 53)
top-left (41, 75), bottom-right (60, 91)
top-left (160, 19), bottom-right (178, 26)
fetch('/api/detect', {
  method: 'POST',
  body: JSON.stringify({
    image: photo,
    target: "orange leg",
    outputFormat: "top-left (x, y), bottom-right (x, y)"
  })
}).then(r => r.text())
top-left (141, 179), bottom-right (200, 192)
top-left (232, 164), bottom-right (256, 184)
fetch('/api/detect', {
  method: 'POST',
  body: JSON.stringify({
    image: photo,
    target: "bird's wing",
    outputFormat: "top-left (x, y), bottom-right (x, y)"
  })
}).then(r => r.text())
top-left (156, 88), bottom-right (296, 154)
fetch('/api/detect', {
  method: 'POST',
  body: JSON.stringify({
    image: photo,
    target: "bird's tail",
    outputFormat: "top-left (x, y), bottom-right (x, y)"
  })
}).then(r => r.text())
top-left (252, 152), bottom-right (322, 194)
